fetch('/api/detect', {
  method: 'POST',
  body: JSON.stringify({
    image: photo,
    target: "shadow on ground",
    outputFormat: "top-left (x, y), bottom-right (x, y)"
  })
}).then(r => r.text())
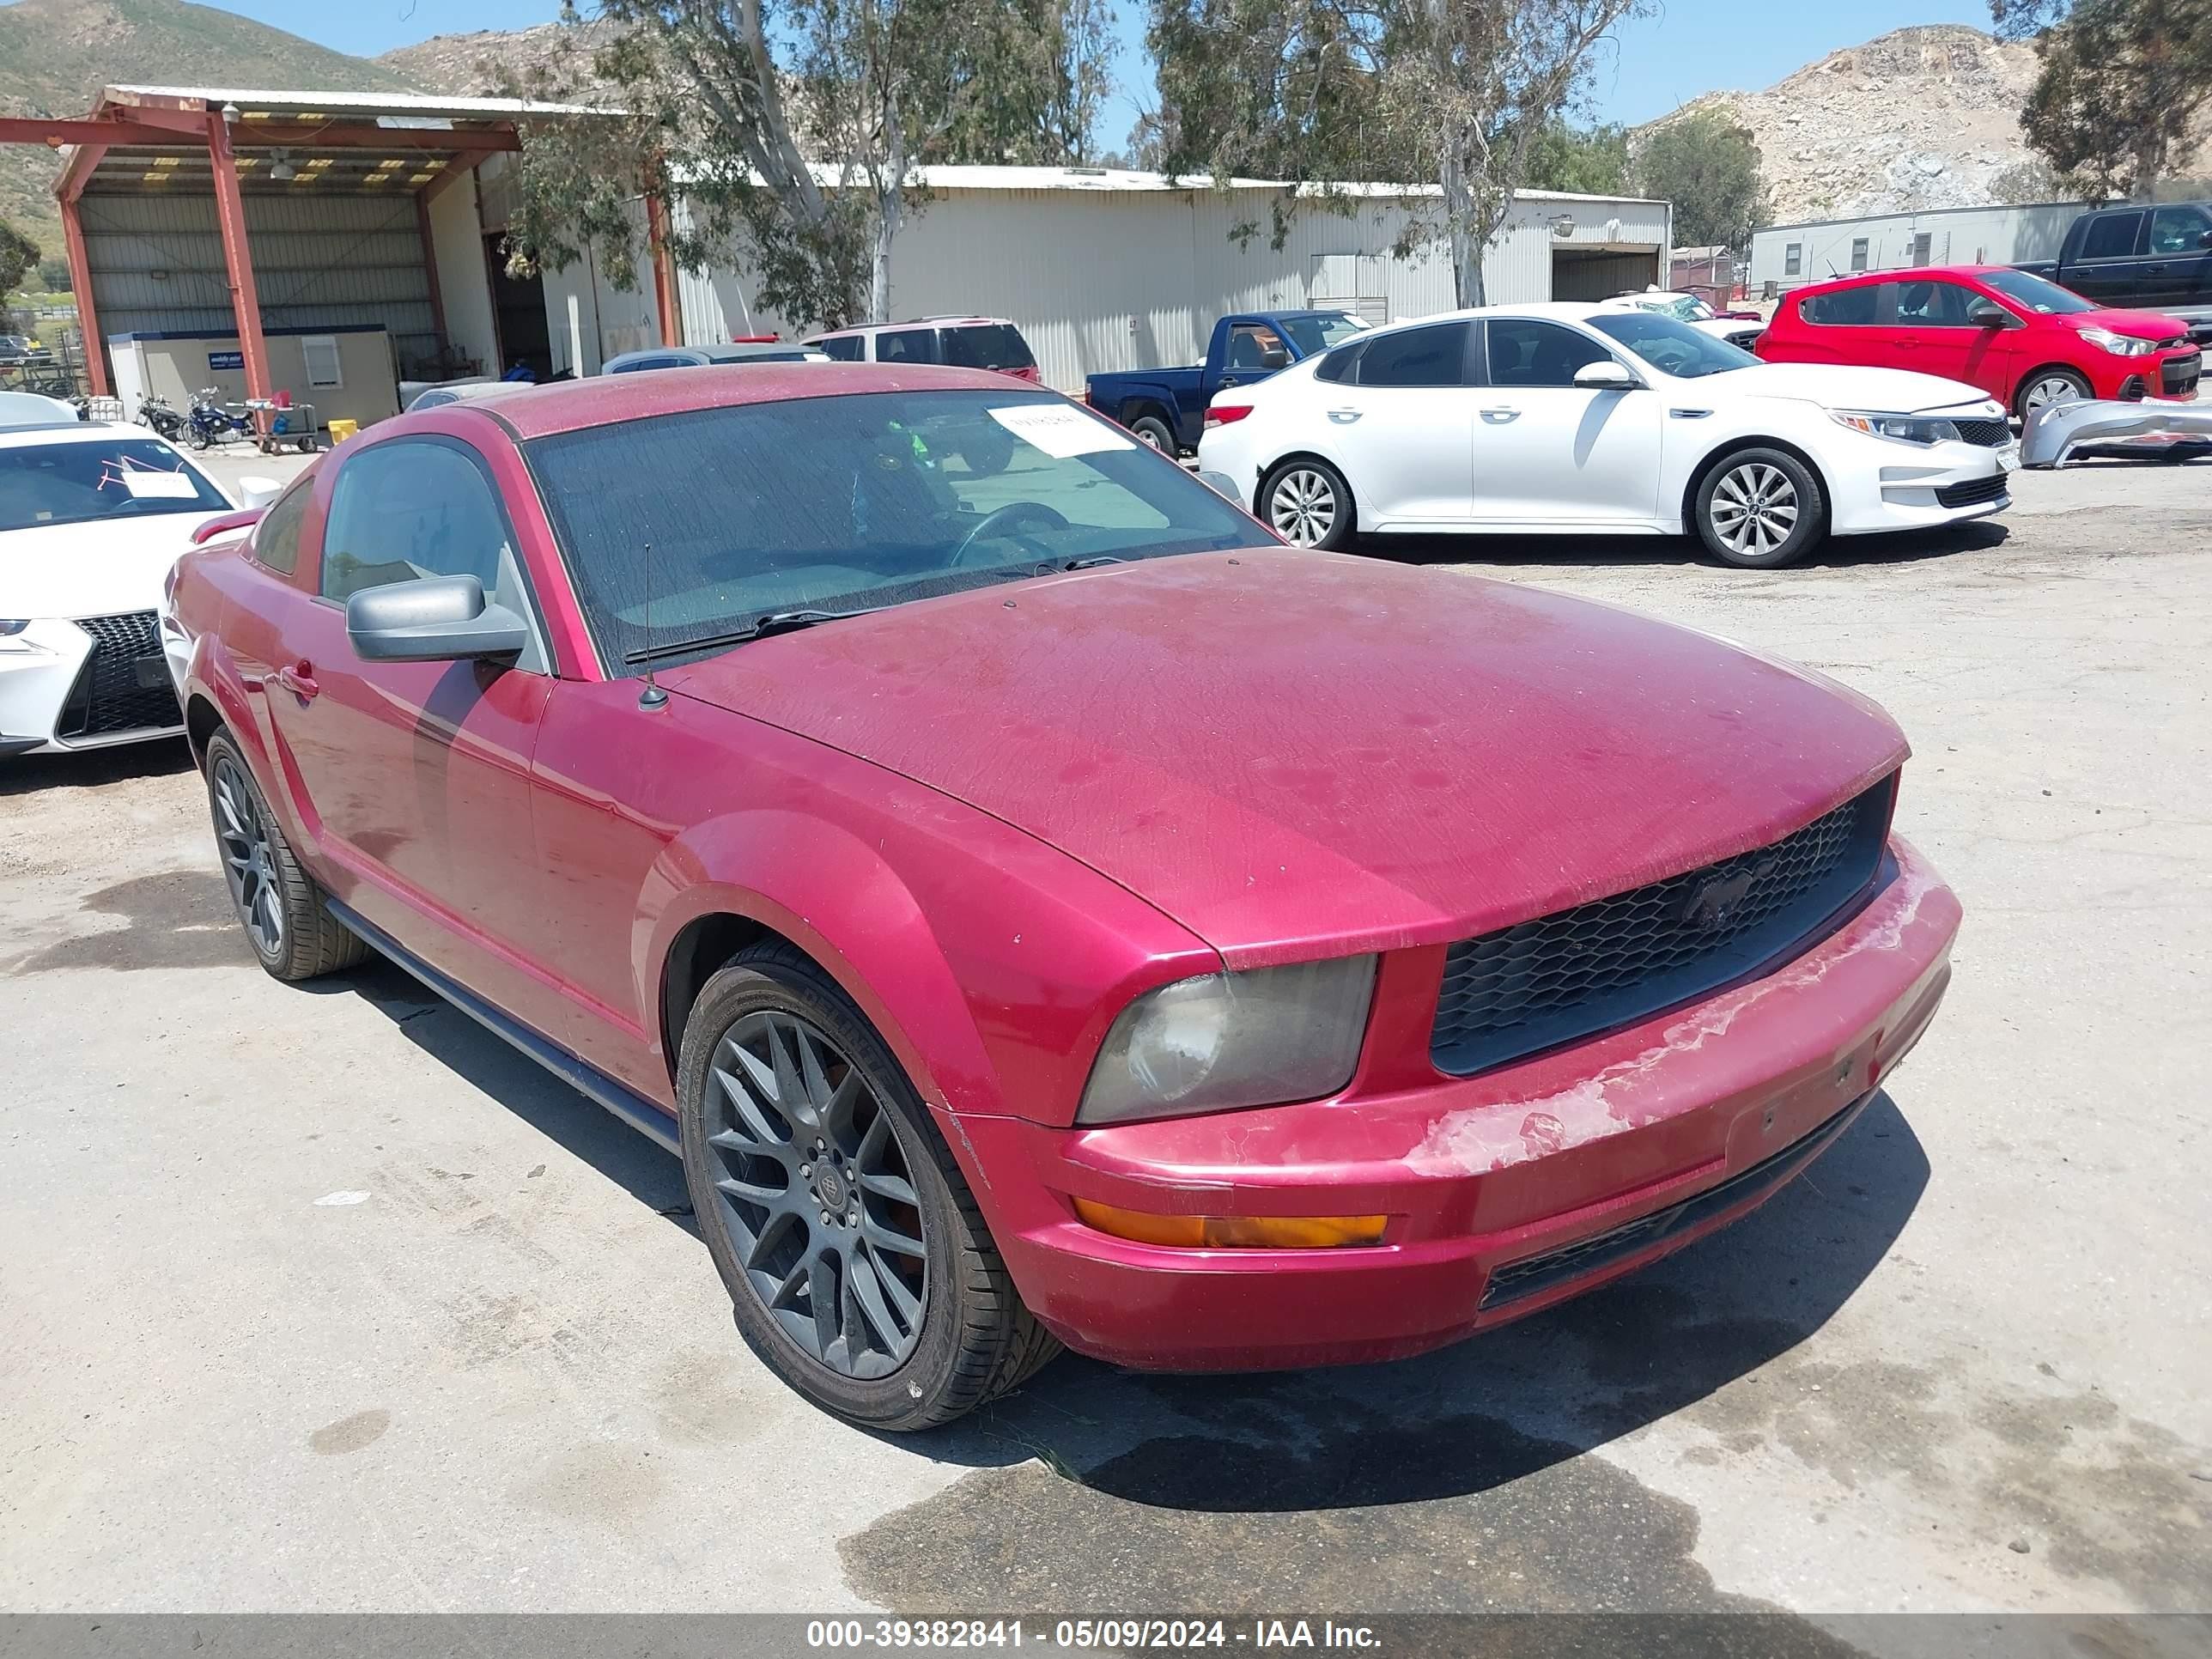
top-left (1370, 520), bottom-right (2008, 574)
top-left (0, 736), bottom-right (194, 799)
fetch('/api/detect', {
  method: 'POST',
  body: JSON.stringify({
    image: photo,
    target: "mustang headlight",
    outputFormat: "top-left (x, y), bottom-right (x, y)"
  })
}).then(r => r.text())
top-left (1078, 956), bottom-right (1377, 1125)
top-left (1832, 410), bottom-right (1961, 446)
top-left (2077, 325), bottom-right (2154, 358)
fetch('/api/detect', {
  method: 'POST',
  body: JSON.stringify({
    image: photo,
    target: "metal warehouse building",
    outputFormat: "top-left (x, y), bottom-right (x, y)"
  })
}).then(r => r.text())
top-left (1748, 200), bottom-right (2087, 295)
top-left (548, 168), bottom-right (1673, 392)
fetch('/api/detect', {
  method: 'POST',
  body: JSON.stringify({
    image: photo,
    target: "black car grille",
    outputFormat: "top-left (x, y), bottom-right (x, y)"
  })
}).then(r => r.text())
top-left (1936, 473), bottom-right (2010, 509)
top-left (2162, 351), bottom-right (2202, 397)
top-left (1953, 418), bottom-right (2013, 447)
top-left (55, 611), bottom-right (180, 740)
top-left (1430, 781), bottom-right (1893, 1077)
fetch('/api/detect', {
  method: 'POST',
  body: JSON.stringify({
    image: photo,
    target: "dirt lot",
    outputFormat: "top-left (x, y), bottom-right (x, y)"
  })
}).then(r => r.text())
top-left (2, 461), bottom-right (2207, 1632)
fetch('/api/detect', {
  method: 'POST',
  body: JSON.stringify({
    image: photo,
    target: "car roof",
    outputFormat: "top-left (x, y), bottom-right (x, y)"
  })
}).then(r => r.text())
top-left (1785, 264), bottom-right (2012, 293)
top-left (807, 317), bottom-right (1016, 339)
top-left (0, 390), bottom-right (81, 428)
top-left (0, 418), bottom-right (157, 448)
top-left (459, 361), bottom-right (1039, 441)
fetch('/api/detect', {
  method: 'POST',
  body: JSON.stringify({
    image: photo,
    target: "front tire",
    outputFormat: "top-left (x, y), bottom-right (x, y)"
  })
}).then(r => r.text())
top-left (1261, 457), bottom-right (1356, 550)
top-left (204, 731), bottom-right (368, 981)
top-left (677, 943), bottom-right (1059, 1430)
top-left (2014, 368), bottom-right (2092, 419)
top-left (1693, 447), bottom-right (1825, 569)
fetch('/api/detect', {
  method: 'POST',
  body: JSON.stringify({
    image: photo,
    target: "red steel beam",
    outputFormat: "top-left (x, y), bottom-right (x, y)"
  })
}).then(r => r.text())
top-left (0, 117), bottom-right (198, 149)
top-left (58, 196), bottom-right (110, 398)
top-left (646, 191), bottom-right (682, 348)
top-left (204, 112), bottom-right (273, 404)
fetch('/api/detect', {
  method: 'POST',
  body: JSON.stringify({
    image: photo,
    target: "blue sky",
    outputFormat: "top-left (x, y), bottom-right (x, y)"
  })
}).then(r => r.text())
top-left (121, 0), bottom-right (1997, 154)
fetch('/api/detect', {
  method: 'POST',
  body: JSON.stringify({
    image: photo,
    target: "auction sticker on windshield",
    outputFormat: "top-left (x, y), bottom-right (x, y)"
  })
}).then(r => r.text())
top-left (988, 403), bottom-right (1135, 459)
top-left (118, 468), bottom-right (202, 499)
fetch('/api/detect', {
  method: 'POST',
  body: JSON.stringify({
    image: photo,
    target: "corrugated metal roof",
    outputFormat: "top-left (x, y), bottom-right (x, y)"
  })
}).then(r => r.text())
top-left (708, 161), bottom-right (1663, 207)
top-left (106, 85), bottom-right (617, 119)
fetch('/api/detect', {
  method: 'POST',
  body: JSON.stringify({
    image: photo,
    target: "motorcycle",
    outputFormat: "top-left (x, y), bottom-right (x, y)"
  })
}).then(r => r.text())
top-left (183, 386), bottom-right (257, 450)
top-left (137, 394), bottom-right (185, 441)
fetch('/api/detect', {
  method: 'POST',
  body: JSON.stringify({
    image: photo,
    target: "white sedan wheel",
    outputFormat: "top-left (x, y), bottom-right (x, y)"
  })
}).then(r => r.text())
top-left (1707, 460), bottom-right (1801, 560)
top-left (1268, 466), bottom-right (1340, 546)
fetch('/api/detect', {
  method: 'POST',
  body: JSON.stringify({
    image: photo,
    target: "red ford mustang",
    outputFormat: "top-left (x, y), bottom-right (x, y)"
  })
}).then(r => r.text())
top-left (165, 364), bottom-right (1961, 1429)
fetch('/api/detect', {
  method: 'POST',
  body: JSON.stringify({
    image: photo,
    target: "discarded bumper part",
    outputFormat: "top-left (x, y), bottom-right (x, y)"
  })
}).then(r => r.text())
top-left (2022, 398), bottom-right (2212, 469)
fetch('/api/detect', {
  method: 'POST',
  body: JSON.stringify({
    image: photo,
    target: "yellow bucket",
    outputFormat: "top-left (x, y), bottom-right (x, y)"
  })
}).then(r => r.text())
top-left (327, 418), bottom-right (360, 444)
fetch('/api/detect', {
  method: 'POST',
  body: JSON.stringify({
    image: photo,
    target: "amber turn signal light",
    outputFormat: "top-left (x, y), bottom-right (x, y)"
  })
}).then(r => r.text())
top-left (1073, 1199), bottom-right (1387, 1249)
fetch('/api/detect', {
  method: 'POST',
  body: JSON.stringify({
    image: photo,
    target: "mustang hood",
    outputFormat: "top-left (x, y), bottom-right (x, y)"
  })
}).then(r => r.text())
top-left (662, 553), bottom-right (1908, 965)
top-left (3, 510), bottom-right (225, 619)
top-left (1735, 360), bottom-right (1996, 413)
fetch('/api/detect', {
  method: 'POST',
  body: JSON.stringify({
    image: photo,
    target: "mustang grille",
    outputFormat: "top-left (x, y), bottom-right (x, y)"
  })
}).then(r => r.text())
top-left (1953, 419), bottom-right (2013, 447)
top-left (56, 611), bottom-right (180, 740)
top-left (1430, 781), bottom-right (1893, 1076)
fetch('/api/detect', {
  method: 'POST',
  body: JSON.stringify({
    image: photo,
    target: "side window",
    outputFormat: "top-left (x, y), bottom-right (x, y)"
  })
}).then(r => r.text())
top-left (1484, 319), bottom-right (1607, 388)
top-left (1801, 285), bottom-right (1881, 325)
top-left (611, 354), bottom-right (683, 374)
top-left (814, 335), bottom-right (864, 362)
top-left (1356, 322), bottom-right (1470, 387)
top-left (1224, 324), bottom-right (1288, 371)
top-left (876, 329), bottom-right (940, 365)
top-left (2080, 211), bottom-right (2144, 260)
top-left (1893, 280), bottom-right (1973, 326)
top-left (1313, 341), bottom-right (1364, 383)
top-left (251, 477), bottom-right (313, 576)
top-left (2148, 205), bottom-right (2211, 254)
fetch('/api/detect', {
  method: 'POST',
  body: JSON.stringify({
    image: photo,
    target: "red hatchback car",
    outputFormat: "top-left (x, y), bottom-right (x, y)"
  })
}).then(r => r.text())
top-left (166, 366), bottom-right (1960, 1429)
top-left (1759, 264), bottom-right (2203, 417)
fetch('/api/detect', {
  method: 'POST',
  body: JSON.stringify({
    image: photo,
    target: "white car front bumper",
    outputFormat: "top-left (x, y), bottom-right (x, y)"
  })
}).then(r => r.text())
top-left (0, 613), bottom-right (185, 757)
top-left (1826, 431), bottom-right (2018, 537)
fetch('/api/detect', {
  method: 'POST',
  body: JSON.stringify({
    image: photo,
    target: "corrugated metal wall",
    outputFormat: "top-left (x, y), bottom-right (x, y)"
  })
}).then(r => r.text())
top-left (1748, 202), bottom-right (2086, 293)
top-left (79, 190), bottom-right (437, 373)
top-left (675, 185), bottom-right (1668, 391)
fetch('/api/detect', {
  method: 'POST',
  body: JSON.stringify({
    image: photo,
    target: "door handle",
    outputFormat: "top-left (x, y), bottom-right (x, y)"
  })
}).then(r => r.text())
top-left (1327, 407), bottom-right (1363, 423)
top-left (276, 661), bottom-right (319, 702)
top-left (1479, 406), bottom-right (1520, 422)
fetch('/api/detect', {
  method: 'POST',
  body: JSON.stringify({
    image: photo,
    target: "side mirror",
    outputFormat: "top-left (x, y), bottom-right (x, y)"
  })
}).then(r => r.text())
top-left (1966, 298), bottom-right (2014, 330)
top-left (347, 574), bottom-right (529, 664)
top-left (2199, 228), bottom-right (2212, 249)
top-left (238, 476), bottom-right (283, 507)
top-left (1573, 360), bottom-right (1640, 391)
top-left (1261, 347), bottom-right (1291, 370)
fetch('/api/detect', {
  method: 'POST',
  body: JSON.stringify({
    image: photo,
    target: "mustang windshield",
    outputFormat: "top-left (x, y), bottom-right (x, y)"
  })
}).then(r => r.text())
top-left (527, 389), bottom-right (1274, 668)
top-left (1588, 313), bottom-right (1760, 379)
top-left (0, 439), bottom-right (227, 532)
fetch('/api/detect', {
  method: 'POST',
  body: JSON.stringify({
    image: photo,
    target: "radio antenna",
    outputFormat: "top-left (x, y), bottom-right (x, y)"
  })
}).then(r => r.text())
top-left (639, 538), bottom-right (668, 710)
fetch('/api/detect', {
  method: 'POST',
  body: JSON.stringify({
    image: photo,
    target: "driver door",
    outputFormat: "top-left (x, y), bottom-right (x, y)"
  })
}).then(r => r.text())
top-left (1469, 318), bottom-right (1664, 526)
top-left (264, 434), bottom-right (561, 1020)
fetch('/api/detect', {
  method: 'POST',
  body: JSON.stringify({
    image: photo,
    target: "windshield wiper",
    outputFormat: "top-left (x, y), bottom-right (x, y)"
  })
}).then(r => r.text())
top-left (1060, 554), bottom-right (1127, 570)
top-left (623, 606), bottom-right (878, 665)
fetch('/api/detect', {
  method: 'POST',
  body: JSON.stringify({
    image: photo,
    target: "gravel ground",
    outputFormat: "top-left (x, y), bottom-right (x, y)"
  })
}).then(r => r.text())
top-left (2, 459), bottom-right (2207, 1637)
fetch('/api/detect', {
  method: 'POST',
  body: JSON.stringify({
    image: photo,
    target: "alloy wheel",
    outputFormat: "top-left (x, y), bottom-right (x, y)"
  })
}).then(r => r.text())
top-left (1135, 426), bottom-right (1164, 451)
top-left (702, 1009), bottom-right (928, 1379)
top-left (1269, 467), bottom-right (1338, 545)
top-left (2023, 375), bottom-right (2085, 415)
top-left (212, 756), bottom-right (284, 957)
top-left (1709, 461), bottom-right (1800, 559)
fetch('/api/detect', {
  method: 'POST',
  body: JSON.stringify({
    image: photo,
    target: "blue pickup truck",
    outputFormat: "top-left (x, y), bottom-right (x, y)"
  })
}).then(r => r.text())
top-left (1085, 310), bottom-right (1370, 454)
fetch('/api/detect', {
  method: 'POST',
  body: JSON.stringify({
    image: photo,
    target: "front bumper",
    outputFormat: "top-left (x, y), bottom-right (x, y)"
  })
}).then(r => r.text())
top-left (1829, 430), bottom-right (2014, 536)
top-left (0, 616), bottom-right (184, 757)
top-left (958, 837), bottom-right (1959, 1371)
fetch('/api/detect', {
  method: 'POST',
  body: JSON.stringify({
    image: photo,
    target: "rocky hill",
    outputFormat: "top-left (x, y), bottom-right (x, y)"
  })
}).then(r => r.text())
top-left (375, 19), bottom-right (628, 103)
top-left (1638, 26), bottom-right (2049, 223)
top-left (0, 0), bottom-right (421, 254)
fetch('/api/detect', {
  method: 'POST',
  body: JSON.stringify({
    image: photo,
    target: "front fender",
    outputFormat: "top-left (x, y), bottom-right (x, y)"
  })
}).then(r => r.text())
top-left (641, 811), bottom-right (1002, 1120)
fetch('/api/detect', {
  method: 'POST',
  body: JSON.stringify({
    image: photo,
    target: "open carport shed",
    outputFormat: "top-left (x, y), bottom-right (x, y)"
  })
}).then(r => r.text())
top-left (1, 86), bottom-right (661, 412)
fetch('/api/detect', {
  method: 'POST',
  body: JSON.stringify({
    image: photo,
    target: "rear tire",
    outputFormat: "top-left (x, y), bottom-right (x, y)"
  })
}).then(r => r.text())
top-left (1693, 447), bottom-right (1826, 569)
top-left (1130, 414), bottom-right (1176, 454)
top-left (1260, 457), bottom-right (1356, 550)
top-left (203, 730), bottom-right (368, 981)
top-left (677, 942), bottom-right (1059, 1430)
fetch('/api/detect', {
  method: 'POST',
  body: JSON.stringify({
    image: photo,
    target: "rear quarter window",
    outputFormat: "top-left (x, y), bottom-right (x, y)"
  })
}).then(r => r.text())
top-left (941, 325), bottom-right (1036, 372)
top-left (1801, 286), bottom-right (1881, 326)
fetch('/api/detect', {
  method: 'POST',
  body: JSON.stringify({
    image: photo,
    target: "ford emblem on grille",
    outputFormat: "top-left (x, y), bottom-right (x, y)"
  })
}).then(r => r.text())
top-left (1681, 864), bottom-right (1765, 933)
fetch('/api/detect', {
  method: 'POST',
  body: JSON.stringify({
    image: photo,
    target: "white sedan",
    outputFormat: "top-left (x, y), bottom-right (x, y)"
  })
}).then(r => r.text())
top-left (1195, 301), bottom-right (2018, 568)
top-left (2, 421), bottom-right (276, 757)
